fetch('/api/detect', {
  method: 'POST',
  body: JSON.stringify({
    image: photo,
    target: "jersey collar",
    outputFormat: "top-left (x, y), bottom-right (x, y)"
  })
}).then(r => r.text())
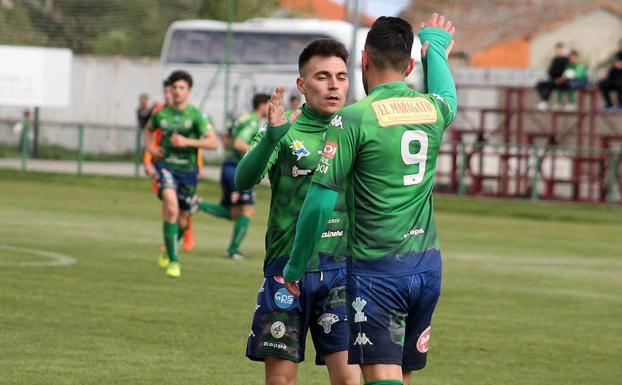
top-left (369, 81), bottom-right (409, 95)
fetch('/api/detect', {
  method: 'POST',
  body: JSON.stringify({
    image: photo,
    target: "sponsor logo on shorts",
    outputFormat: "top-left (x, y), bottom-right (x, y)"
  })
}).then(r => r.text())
top-left (273, 275), bottom-right (285, 284)
top-left (321, 230), bottom-right (343, 238)
top-left (330, 115), bottom-right (343, 129)
top-left (291, 166), bottom-right (312, 178)
top-left (259, 278), bottom-right (266, 293)
top-left (290, 140), bottom-right (310, 160)
top-left (254, 304), bottom-right (261, 312)
top-left (274, 288), bottom-right (295, 310)
top-left (353, 332), bottom-right (373, 345)
top-left (249, 330), bottom-right (255, 338)
top-left (403, 228), bottom-right (425, 239)
top-left (262, 341), bottom-right (287, 350)
top-left (318, 313), bottom-right (339, 334)
top-left (270, 321), bottom-right (286, 339)
top-left (321, 141), bottom-right (338, 159)
top-left (417, 326), bottom-right (431, 353)
top-left (352, 297), bottom-right (368, 323)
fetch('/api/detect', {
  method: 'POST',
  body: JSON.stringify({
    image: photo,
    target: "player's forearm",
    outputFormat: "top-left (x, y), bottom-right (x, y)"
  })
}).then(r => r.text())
top-left (233, 137), bottom-right (250, 154)
top-left (195, 133), bottom-right (218, 150)
top-left (235, 133), bottom-right (278, 190)
top-left (283, 184), bottom-right (339, 281)
top-left (144, 130), bottom-right (155, 153)
top-left (419, 28), bottom-right (457, 121)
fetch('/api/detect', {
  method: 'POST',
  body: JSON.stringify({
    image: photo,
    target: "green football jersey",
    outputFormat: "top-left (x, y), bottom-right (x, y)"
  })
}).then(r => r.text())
top-left (312, 81), bottom-right (453, 261)
top-left (228, 111), bottom-right (261, 164)
top-left (252, 105), bottom-right (348, 275)
top-left (149, 104), bottom-right (211, 171)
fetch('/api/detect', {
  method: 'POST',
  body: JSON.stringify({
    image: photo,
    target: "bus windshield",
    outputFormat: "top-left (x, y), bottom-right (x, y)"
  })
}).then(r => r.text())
top-left (166, 30), bottom-right (332, 65)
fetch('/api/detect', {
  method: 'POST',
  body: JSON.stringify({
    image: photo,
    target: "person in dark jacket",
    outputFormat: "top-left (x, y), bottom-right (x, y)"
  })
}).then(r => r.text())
top-left (536, 42), bottom-right (569, 110)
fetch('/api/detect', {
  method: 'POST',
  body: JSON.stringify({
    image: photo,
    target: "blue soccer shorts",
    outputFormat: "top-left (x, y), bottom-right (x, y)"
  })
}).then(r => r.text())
top-left (346, 266), bottom-right (442, 371)
top-left (246, 267), bottom-right (349, 364)
top-left (220, 160), bottom-right (255, 206)
top-left (155, 163), bottom-right (198, 211)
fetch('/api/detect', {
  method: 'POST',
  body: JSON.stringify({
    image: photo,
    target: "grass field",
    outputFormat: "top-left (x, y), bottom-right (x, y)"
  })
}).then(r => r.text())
top-left (0, 169), bottom-right (620, 385)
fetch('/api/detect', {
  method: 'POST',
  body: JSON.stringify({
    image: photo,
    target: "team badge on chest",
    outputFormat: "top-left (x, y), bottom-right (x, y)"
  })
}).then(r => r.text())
top-left (290, 140), bottom-right (310, 160)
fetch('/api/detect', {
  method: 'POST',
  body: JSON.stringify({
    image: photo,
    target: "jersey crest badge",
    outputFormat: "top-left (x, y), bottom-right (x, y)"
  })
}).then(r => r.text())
top-left (184, 119), bottom-right (192, 129)
top-left (270, 321), bottom-right (286, 339)
top-left (352, 297), bottom-right (368, 323)
top-left (330, 115), bottom-right (343, 129)
top-left (290, 140), bottom-right (310, 160)
top-left (160, 119), bottom-right (168, 129)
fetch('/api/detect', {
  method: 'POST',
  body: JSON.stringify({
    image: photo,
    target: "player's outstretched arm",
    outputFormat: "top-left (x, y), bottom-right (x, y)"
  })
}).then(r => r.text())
top-left (419, 13), bottom-right (457, 122)
top-left (235, 86), bottom-right (298, 190)
top-left (283, 183), bottom-right (339, 296)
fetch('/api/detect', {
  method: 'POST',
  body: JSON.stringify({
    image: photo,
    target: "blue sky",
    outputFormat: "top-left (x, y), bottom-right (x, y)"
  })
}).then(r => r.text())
top-left (331, 0), bottom-right (411, 17)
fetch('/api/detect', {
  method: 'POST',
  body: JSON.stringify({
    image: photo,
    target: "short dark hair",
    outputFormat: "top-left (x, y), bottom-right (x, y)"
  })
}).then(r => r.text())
top-left (298, 38), bottom-right (348, 73)
top-left (252, 93), bottom-right (271, 110)
top-left (162, 79), bottom-right (171, 88)
top-left (365, 16), bottom-right (413, 72)
top-left (555, 42), bottom-right (565, 49)
top-left (569, 50), bottom-right (579, 57)
top-left (290, 95), bottom-right (300, 102)
top-left (167, 70), bottom-right (193, 88)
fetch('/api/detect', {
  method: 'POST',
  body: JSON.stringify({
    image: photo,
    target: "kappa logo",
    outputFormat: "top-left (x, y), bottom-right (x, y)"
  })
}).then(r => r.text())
top-left (318, 313), bottom-right (339, 334)
top-left (353, 332), bottom-right (373, 346)
top-left (321, 141), bottom-right (338, 159)
top-left (403, 228), bottom-right (425, 239)
top-left (259, 123), bottom-right (267, 133)
top-left (262, 341), bottom-right (287, 350)
top-left (270, 321), bottom-right (286, 339)
top-left (274, 288), bottom-right (294, 310)
top-left (254, 304), bottom-right (261, 312)
top-left (290, 140), bottom-right (310, 160)
top-left (352, 297), bottom-right (368, 323)
top-left (330, 115), bottom-right (343, 129)
top-left (417, 326), bottom-right (431, 353)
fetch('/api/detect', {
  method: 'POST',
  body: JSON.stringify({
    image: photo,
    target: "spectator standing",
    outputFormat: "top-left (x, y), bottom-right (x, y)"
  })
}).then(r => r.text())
top-left (598, 38), bottom-right (622, 111)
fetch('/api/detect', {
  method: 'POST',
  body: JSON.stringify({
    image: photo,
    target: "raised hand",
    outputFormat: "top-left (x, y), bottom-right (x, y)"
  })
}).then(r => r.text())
top-left (420, 13), bottom-right (456, 59)
top-left (268, 86), bottom-right (288, 127)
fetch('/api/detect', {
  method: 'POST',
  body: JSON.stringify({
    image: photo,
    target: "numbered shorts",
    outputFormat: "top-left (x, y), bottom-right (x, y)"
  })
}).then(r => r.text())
top-left (246, 268), bottom-right (349, 364)
top-left (220, 160), bottom-right (255, 206)
top-left (346, 266), bottom-right (442, 371)
top-left (155, 164), bottom-right (198, 211)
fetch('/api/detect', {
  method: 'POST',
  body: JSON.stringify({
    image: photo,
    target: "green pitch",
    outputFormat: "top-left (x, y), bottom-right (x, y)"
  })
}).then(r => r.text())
top-left (0, 169), bottom-right (620, 385)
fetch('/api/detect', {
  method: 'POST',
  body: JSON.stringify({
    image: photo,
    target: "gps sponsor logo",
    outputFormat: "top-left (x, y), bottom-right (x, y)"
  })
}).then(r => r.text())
top-left (321, 230), bottom-right (343, 238)
top-left (417, 326), bottom-right (431, 353)
top-left (372, 97), bottom-right (437, 127)
top-left (270, 321), bottom-right (286, 339)
top-left (262, 341), bottom-right (287, 350)
top-left (321, 141), bottom-right (338, 159)
top-left (403, 228), bottom-right (425, 238)
top-left (274, 288), bottom-right (294, 310)
top-left (318, 313), bottom-right (339, 334)
top-left (291, 166), bottom-right (312, 178)
top-left (330, 115), bottom-right (343, 129)
top-left (290, 140), bottom-right (310, 160)
top-left (352, 297), bottom-right (368, 323)
top-left (353, 332), bottom-right (373, 345)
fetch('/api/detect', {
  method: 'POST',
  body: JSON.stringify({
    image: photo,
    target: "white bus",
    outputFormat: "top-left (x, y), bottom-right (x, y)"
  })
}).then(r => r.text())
top-left (161, 18), bottom-right (422, 131)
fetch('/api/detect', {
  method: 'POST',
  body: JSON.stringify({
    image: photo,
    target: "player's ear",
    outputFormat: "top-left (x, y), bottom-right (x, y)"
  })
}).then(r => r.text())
top-left (361, 50), bottom-right (369, 71)
top-left (296, 76), bottom-right (305, 95)
top-left (404, 58), bottom-right (415, 77)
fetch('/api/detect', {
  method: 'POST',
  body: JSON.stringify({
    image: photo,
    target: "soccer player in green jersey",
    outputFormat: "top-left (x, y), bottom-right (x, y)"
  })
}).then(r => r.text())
top-left (283, 14), bottom-right (457, 385)
top-left (145, 70), bottom-right (218, 278)
top-left (235, 39), bottom-right (359, 385)
top-left (194, 93), bottom-right (270, 260)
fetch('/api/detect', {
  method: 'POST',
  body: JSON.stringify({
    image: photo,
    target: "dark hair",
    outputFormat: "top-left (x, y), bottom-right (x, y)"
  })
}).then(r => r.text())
top-left (569, 50), bottom-right (579, 57)
top-left (252, 93), bottom-right (271, 109)
top-left (167, 70), bottom-right (193, 88)
top-left (365, 16), bottom-right (413, 72)
top-left (555, 42), bottom-right (565, 49)
top-left (298, 38), bottom-right (348, 72)
top-left (290, 95), bottom-right (300, 102)
top-left (162, 79), bottom-right (171, 88)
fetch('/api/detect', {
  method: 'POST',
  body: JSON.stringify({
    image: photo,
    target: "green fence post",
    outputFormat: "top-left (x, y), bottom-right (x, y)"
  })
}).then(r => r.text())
top-left (20, 120), bottom-right (30, 171)
top-left (77, 125), bottom-right (84, 175)
top-left (531, 146), bottom-right (540, 201)
top-left (458, 142), bottom-right (467, 196)
top-left (134, 128), bottom-right (141, 177)
top-left (608, 151), bottom-right (619, 205)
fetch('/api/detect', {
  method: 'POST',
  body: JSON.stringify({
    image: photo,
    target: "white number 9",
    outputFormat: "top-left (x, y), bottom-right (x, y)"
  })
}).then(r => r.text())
top-left (401, 130), bottom-right (428, 186)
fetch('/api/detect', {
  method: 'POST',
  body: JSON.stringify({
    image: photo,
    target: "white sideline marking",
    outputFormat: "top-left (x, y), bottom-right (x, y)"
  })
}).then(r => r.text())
top-left (0, 245), bottom-right (77, 267)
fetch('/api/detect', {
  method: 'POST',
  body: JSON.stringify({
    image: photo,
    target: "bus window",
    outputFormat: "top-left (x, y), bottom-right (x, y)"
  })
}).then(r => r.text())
top-left (166, 30), bottom-right (331, 66)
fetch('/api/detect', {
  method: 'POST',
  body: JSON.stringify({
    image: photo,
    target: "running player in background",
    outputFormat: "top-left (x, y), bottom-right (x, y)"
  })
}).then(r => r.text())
top-left (144, 80), bottom-right (209, 253)
top-left (194, 93), bottom-right (270, 260)
top-left (285, 94), bottom-right (301, 118)
top-left (145, 70), bottom-right (218, 278)
top-left (284, 14), bottom-right (457, 385)
top-left (235, 38), bottom-right (359, 385)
